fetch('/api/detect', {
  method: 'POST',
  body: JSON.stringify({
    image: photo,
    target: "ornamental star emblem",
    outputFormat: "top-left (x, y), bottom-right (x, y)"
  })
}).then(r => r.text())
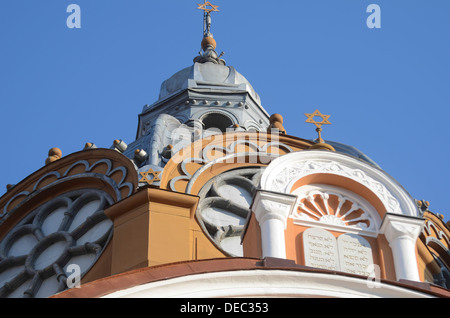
top-left (139, 168), bottom-right (162, 185)
top-left (197, 1), bottom-right (219, 13)
top-left (304, 109), bottom-right (332, 128)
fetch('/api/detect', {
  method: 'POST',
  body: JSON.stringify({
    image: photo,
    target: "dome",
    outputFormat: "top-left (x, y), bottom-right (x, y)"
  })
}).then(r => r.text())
top-left (327, 141), bottom-right (381, 168)
top-left (158, 62), bottom-right (261, 105)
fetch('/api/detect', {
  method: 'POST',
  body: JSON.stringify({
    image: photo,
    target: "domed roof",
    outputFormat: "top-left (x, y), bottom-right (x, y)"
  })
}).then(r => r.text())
top-left (158, 62), bottom-right (261, 105)
top-left (327, 141), bottom-right (381, 168)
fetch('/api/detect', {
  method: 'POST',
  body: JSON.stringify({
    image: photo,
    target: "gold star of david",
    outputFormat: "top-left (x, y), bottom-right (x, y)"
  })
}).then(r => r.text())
top-left (197, 1), bottom-right (219, 13)
top-left (139, 168), bottom-right (161, 185)
top-left (305, 109), bottom-right (332, 128)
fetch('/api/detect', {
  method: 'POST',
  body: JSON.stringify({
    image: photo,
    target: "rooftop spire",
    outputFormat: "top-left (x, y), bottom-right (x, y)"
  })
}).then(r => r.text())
top-left (194, 1), bottom-right (225, 65)
top-left (197, 1), bottom-right (219, 37)
top-left (305, 109), bottom-right (336, 151)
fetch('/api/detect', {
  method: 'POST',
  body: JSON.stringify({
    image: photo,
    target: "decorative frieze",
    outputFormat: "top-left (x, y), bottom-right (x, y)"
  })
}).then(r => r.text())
top-left (0, 149), bottom-right (138, 223)
top-left (260, 151), bottom-right (421, 221)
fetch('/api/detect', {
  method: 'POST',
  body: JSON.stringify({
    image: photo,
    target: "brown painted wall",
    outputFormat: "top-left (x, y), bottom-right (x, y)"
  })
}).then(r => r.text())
top-left (103, 187), bottom-right (226, 276)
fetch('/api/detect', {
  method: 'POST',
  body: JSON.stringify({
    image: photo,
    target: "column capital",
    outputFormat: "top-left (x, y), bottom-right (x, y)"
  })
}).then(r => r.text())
top-left (380, 213), bottom-right (425, 243)
top-left (379, 213), bottom-right (425, 281)
top-left (251, 190), bottom-right (297, 228)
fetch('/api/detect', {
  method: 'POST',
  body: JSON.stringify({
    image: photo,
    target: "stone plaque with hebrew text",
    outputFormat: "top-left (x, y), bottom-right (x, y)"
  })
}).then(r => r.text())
top-left (337, 233), bottom-right (374, 276)
top-left (303, 228), bottom-right (339, 271)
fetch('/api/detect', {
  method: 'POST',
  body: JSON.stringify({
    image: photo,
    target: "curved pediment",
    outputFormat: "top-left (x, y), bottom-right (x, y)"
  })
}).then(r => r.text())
top-left (260, 150), bottom-right (420, 222)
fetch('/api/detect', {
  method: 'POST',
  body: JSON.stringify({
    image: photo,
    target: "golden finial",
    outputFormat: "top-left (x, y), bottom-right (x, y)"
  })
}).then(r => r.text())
top-left (305, 110), bottom-right (335, 151)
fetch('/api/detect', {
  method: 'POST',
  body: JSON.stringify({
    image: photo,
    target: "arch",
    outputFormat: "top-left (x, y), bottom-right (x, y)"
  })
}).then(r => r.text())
top-left (161, 131), bottom-right (309, 194)
top-left (260, 150), bottom-right (420, 225)
top-left (201, 112), bottom-right (234, 132)
top-left (191, 109), bottom-right (238, 132)
top-left (0, 149), bottom-right (138, 232)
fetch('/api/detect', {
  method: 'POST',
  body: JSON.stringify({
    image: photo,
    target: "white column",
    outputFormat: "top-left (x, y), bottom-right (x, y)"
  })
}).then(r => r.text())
top-left (251, 190), bottom-right (297, 259)
top-left (380, 213), bottom-right (425, 282)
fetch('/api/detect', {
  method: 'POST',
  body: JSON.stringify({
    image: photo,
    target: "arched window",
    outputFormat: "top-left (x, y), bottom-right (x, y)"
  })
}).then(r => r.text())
top-left (201, 112), bottom-right (234, 132)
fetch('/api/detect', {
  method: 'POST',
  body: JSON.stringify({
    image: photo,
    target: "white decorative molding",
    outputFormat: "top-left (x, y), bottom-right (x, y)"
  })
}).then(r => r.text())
top-left (260, 151), bottom-right (420, 220)
top-left (254, 200), bottom-right (292, 228)
top-left (274, 160), bottom-right (399, 214)
top-left (252, 191), bottom-right (297, 229)
top-left (102, 269), bottom-right (435, 298)
top-left (381, 214), bottom-right (425, 244)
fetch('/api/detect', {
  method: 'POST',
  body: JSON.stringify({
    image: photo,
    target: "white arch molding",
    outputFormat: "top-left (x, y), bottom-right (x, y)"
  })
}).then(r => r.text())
top-left (260, 150), bottom-right (420, 219)
top-left (252, 150), bottom-right (425, 282)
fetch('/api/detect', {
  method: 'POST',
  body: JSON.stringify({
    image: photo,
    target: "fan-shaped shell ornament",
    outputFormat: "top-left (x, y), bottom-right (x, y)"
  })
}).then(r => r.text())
top-left (294, 190), bottom-right (375, 232)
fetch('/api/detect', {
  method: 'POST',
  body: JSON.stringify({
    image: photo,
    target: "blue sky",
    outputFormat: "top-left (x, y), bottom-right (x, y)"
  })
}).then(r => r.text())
top-left (0, 0), bottom-right (449, 221)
